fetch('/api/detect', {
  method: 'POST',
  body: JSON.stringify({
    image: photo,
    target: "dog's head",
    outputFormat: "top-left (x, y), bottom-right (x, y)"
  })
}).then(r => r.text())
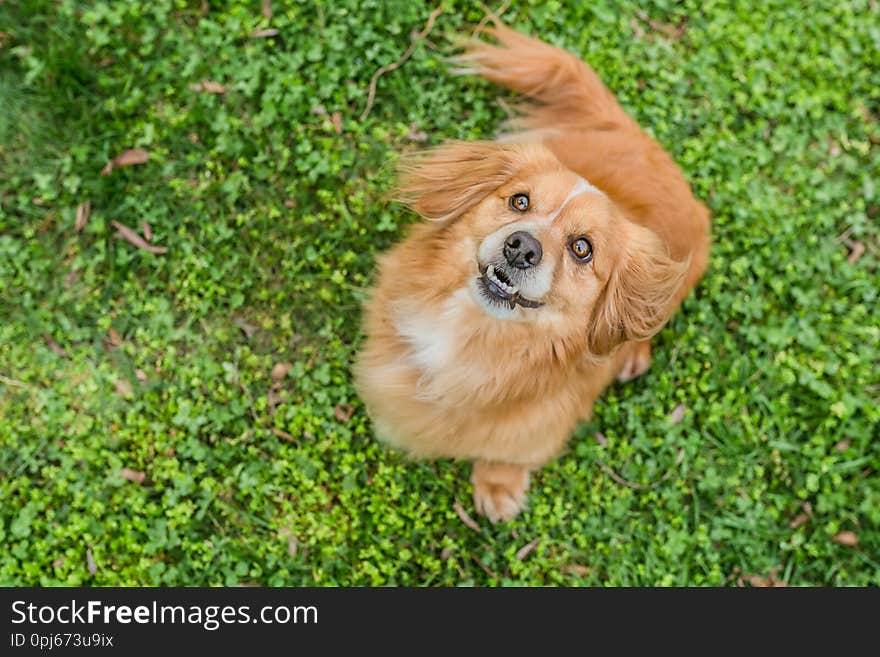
top-left (394, 141), bottom-right (687, 355)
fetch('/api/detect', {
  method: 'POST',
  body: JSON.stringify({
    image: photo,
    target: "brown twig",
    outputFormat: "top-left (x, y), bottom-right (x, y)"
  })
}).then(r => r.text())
top-left (272, 427), bottom-right (298, 443)
top-left (515, 538), bottom-right (540, 561)
top-left (595, 448), bottom-right (685, 490)
top-left (472, 0), bottom-right (511, 38)
top-left (359, 6), bottom-right (443, 121)
top-left (111, 221), bottom-right (167, 254)
top-left (0, 373), bottom-right (31, 389)
top-left (470, 552), bottom-right (498, 578)
top-left (453, 501), bottom-right (482, 534)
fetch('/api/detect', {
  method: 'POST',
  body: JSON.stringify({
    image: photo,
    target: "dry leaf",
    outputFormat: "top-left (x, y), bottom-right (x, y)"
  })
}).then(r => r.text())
top-left (284, 199), bottom-right (297, 208)
top-left (515, 538), bottom-right (540, 561)
top-left (742, 565), bottom-right (787, 587)
top-left (832, 530), bottom-right (858, 547)
top-left (262, 0), bottom-right (273, 19)
top-left (846, 240), bottom-right (866, 264)
top-left (232, 317), bottom-right (257, 339)
top-left (189, 80), bottom-right (227, 94)
top-left (114, 378), bottom-right (134, 398)
top-left (86, 548), bottom-right (97, 575)
top-left (453, 501), bottom-right (482, 533)
top-left (141, 220), bottom-right (152, 241)
top-left (594, 431), bottom-right (608, 447)
top-left (108, 327), bottom-right (123, 348)
top-left (251, 28), bottom-right (278, 38)
top-left (120, 468), bottom-right (146, 484)
top-left (272, 427), bottom-right (296, 442)
top-left (111, 220), bottom-right (167, 254)
top-left (633, 10), bottom-right (687, 41)
top-left (630, 17), bottom-right (646, 39)
top-left (440, 546), bottom-right (454, 561)
top-left (287, 535), bottom-right (297, 558)
top-left (743, 574), bottom-right (769, 587)
top-left (834, 438), bottom-right (851, 452)
top-left (331, 111), bottom-right (343, 135)
top-left (334, 403), bottom-right (354, 423)
top-left (101, 148), bottom-right (149, 175)
top-left (789, 512), bottom-right (809, 529)
top-left (827, 135), bottom-right (842, 157)
top-left (271, 362), bottom-right (293, 380)
top-left (75, 201), bottom-right (91, 232)
top-left (653, 21), bottom-right (686, 40)
top-left (135, 368), bottom-right (148, 382)
top-left (562, 564), bottom-right (590, 576)
top-left (669, 403), bottom-right (688, 424)
top-left (52, 557), bottom-right (66, 568)
top-left (44, 334), bottom-right (68, 357)
top-left (407, 123), bottom-right (428, 143)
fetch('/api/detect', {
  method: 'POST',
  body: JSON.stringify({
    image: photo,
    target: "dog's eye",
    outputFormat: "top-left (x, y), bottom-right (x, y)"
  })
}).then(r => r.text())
top-left (509, 193), bottom-right (530, 212)
top-left (569, 237), bottom-right (593, 263)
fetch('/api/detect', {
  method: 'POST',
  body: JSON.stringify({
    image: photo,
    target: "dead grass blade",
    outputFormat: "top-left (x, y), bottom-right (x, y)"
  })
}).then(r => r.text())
top-left (453, 501), bottom-right (482, 533)
top-left (111, 220), bottom-right (167, 254)
top-left (515, 538), bottom-right (540, 561)
top-left (75, 201), bottom-right (91, 232)
top-left (86, 547), bottom-right (97, 575)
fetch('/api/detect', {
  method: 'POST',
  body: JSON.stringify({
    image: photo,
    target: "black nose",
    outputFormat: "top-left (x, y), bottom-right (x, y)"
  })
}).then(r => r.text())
top-left (503, 231), bottom-right (543, 269)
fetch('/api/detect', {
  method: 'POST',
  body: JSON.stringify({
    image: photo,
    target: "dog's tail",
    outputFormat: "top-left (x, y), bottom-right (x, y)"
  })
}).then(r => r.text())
top-left (454, 22), bottom-right (637, 136)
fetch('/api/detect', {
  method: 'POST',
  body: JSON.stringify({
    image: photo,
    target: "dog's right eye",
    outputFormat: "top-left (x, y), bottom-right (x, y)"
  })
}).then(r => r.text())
top-left (509, 194), bottom-right (530, 212)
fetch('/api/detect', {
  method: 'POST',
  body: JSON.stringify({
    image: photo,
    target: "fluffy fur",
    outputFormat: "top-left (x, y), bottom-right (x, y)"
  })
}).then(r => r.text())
top-left (354, 23), bottom-right (711, 522)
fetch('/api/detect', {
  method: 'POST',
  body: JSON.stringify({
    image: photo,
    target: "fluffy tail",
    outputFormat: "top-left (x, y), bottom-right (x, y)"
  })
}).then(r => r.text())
top-left (454, 22), bottom-right (638, 134)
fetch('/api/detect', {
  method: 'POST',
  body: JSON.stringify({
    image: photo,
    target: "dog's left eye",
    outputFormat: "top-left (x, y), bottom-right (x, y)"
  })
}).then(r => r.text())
top-left (569, 237), bottom-right (593, 263)
top-left (509, 194), bottom-right (530, 212)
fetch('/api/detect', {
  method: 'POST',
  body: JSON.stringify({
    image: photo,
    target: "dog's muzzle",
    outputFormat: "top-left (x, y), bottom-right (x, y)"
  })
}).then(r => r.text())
top-left (477, 230), bottom-right (544, 309)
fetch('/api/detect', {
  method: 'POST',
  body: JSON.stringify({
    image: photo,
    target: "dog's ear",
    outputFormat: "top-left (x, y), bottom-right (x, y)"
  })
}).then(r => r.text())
top-left (393, 141), bottom-right (518, 221)
top-left (587, 222), bottom-right (689, 356)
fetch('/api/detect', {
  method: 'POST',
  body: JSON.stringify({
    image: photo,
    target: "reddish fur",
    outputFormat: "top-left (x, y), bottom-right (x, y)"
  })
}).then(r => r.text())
top-left (354, 23), bottom-right (711, 522)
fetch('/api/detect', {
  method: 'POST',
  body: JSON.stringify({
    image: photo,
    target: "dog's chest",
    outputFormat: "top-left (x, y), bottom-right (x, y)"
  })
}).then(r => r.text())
top-left (392, 290), bottom-right (471, 375)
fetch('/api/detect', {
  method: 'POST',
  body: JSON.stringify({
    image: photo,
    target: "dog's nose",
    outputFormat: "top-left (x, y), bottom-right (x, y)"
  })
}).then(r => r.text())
top-left (503, 231), bottom-right (543, 269)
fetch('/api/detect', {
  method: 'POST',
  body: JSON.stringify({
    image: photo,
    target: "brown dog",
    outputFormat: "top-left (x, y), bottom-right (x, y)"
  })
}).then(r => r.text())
top-left (355, 24), bottom-right (710, 522)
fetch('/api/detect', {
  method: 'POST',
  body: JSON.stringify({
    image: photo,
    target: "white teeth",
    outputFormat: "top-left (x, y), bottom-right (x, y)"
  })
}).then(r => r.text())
top-left (485, 264), bottom-right (518, 295)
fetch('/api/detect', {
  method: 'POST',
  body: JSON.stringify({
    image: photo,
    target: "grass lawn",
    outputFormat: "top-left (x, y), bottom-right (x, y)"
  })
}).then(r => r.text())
top-left (1, 0), bottom-right (878, 586)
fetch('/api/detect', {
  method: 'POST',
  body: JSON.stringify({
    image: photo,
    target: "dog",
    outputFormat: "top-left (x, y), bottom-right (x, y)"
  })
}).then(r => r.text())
top-left (354, 23), bottom-right (710, 522)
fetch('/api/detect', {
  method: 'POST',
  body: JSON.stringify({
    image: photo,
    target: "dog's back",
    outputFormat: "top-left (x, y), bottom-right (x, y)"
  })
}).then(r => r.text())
top-left (460, 24), bottom-right (710, 305)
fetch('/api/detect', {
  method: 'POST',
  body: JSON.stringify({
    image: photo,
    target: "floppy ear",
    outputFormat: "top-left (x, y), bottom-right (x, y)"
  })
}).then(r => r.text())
top-left (587, 222), bottom-right (689, 356)
top-left (393, 141), bottom-right (518, 221)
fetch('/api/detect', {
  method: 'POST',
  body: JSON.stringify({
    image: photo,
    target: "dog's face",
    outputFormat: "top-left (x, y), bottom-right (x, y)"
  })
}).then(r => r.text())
top-left (395, 141), bottom-right (687, 355)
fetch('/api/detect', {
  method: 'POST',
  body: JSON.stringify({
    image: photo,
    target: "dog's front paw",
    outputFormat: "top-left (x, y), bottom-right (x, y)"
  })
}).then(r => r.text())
top-left (471, 461), bottom-right (530, 523)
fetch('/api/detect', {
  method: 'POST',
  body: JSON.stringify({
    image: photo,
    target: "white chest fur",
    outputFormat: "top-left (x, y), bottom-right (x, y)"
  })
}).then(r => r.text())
top-left (392, 289), bottom-right (471, 374)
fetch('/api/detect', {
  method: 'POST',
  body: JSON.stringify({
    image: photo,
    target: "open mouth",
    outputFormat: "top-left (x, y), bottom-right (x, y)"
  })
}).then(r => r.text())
top-left (478, 264), bottom-right (543, 309)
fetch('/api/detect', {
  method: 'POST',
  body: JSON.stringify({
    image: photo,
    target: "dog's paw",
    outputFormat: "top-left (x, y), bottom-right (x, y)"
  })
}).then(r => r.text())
top-left (471, 461), bottom-right (530, 523)
top-left (616, 340), bottom-right (652, 382)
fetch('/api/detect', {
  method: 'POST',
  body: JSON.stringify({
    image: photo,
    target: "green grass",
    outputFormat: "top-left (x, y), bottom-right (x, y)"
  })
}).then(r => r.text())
top-left (1, 0), bottom-right (878, 586)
